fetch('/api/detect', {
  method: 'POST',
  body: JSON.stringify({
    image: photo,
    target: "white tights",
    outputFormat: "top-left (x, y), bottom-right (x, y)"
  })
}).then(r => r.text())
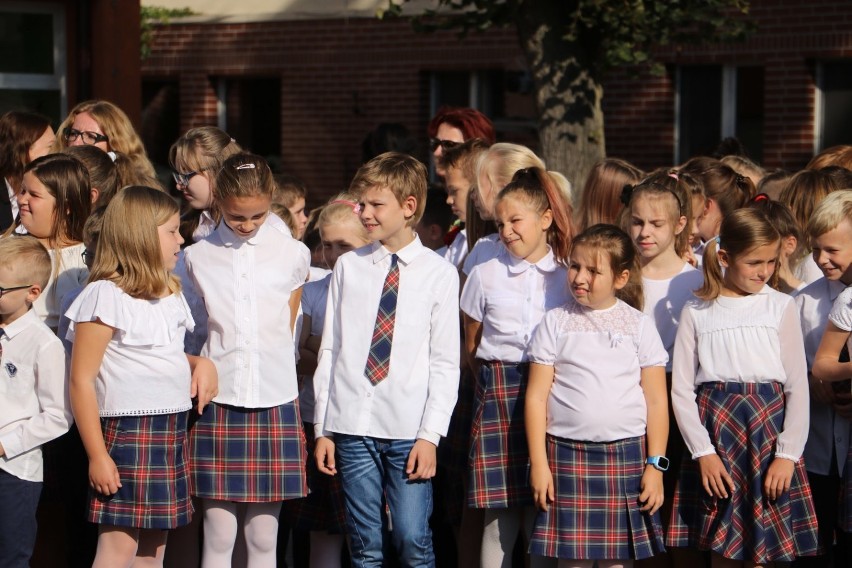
top-left (92, 526), bottom-right (167, 568)
top-left (201, 499), bottom-right (281, 568)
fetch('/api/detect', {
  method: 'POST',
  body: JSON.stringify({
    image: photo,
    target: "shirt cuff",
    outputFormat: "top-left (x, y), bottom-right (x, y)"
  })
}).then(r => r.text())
top-left (417, 429), bottom-right (441, 446)
top-left (774, 452), bottom-right (800, 463)
top-left (690, 446), bottom-right (717, 460)
top-left (313, 423), bottom-right (334, 440)
top-left (0, 431), bottom-right (23, 459)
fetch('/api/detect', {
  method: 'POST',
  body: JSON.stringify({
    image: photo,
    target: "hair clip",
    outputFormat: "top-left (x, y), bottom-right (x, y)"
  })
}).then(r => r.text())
top-left (330, 199), bottom-right (361, 215)
top-left (620, 184), bottom-right (634, 206)
top-left (230, 138), bottom-right (236, 143)
top-left (235, 163), bottom-right (256, 170)
top-left (714, 236), bottom-right (722, 246)
top-left (752, 193), bottom-right (769, 203)
top-left (668, 172), bottom-right (679, 181)
top-left (107, 151), bottom-right (117, 162)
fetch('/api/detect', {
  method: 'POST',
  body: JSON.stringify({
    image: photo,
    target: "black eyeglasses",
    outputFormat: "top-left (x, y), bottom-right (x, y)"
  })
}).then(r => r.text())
top-left (429, 138), bottom-right (461, 152)
top-left (0, 284), bottom-right (32, 298)
top-left (172, 169), bottom-right (208, 186)
top-left (63, 127), bottom-right (109, 145)
top-left (81, 250), bottom-right (94, 264)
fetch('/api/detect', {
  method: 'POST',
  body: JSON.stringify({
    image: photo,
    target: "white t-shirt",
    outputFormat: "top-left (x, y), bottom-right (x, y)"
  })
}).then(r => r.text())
top-left (671, 286), bottom-right (810, 461)
top-left (66, 280), bottom-right (194, 417)
top-left (34, 242), bottom-right (88, 329)
top-left (528, 299), bottom-right (668, 441)
top-left (642, 263), bottom-right (703, 372)
top-left (462, 234), bottom-right (502, 275)
top-left (460, 247), bottom-right (569, 363)
top-left (298, 273), bottom-right (331, 422)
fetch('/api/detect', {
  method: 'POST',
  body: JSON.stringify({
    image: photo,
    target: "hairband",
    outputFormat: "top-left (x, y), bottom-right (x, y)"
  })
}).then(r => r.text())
top-left (235, 163), bottom-right (256, 170)
top-left (330, 199), bottom-right (361, 215)
top-left (714, 236), bottom-right (722, 247)
top-left (668, 172), bottom-right (679, 181)
top-left (107, 151), bottom-right (117, 162)
top-left (621, 181), bottom-right (683, 211)
top-left (752, 193), bottom-right (769, 203)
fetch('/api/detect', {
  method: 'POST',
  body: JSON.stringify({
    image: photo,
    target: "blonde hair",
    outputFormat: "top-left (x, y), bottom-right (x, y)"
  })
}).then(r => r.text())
top-left (578, 158), bottom-right (644, 231)
top-left (55, 100), bottom-right (157, 185)
top-left (215, 153), bottom-right (276, 200)
top-left (807, 189), bottom-right (852, 239)
top-left (62, 145), bottom-right (120, 207)
top-left (697, 208), bottom-right (780, 300)
top-left (477, 143), bottom-right (546, 198)
top-left (0, 235), bottom-right (51, 289)
top-left (89, 186), bottom-right (181, 299)
top-left (270, 203), bottom-right (299, 235)
top-left (348, 152), bottom-right (427, 226)
top-left (571, 224), bottom-right (643, 310)
top-left (780, 169), bottom-right (839, 234)
top-left (318, 194), bottom-right (370, 243)
top-left (170, 126), bottom-right (242, 180)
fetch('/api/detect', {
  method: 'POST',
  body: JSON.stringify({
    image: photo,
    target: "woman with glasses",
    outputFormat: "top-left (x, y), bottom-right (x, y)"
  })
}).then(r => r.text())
top-left (54, 100), bottom-right (162, 191)
top-left (427, 107), bottom-right (496, 178)
top-left (0, 111), bottom-right (54, 232)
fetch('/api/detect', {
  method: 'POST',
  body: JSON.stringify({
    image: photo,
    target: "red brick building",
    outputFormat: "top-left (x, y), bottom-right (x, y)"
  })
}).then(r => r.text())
top-left (141, 1), bottom-right (852, 203)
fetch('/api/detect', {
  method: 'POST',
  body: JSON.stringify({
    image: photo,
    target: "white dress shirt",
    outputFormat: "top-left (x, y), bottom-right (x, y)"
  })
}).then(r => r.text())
top-left (182, 218), bottom-right (310, 408)
top-left (313, 237), bottom-right (460, 445)
top-left (298, 274), bottom-right (331, 423)
top-left (795, 277), bottom-right (850, 475)
top-left (528, 299), bottom-right (668, 441)
top-left (462, 234), bottom-right (503, 275)
top-left (672, 286), bottom-right (810, 461)
top-left (0, 309), bottom-right (71, 482)
top-left (443, 229), bottom-right (468, 268)
top-left (32, 242), bottom-right (88, 329)
top-left (642, 264), bottom-right (704, 372)
top-left (460, 247), bottom-right (569, 363)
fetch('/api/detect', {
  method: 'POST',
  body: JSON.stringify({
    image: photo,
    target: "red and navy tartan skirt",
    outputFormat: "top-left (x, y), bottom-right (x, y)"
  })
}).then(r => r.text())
top-left (667, 381), bottom-right (819, 563)
top-left (189, 400), bottom-right (308, 502)
top-left (529, 434), bottom-right (665, 560)
top-left (467, 361), bottom-right (533, 509)
top-left (89, 412), bottom-right (193, 529)
top-left (281, 422), bottom-right (346, 533)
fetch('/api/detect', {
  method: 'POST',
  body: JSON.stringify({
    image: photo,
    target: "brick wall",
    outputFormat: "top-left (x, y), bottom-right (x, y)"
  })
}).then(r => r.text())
top-left (143, 1), bottom-right (852, 201)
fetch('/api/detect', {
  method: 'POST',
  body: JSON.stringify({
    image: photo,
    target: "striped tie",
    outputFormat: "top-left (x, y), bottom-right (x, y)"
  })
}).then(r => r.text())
top-left (364, 254), bottom-right (399, 385)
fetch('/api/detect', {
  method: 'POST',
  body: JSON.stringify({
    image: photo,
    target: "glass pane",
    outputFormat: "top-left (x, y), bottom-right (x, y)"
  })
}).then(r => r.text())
top-left (735, 66), bottom-right (764, 162)
top-left (679, 66), bottom-right (722, 161)
top-left (822, 61), bottom-right (852, 149)
top-left (0, 89), bottom-right (61, 123)
top-left (0, 12), bottom-right (54, 74)
top-left (433, 72), bottom-right (470, 108)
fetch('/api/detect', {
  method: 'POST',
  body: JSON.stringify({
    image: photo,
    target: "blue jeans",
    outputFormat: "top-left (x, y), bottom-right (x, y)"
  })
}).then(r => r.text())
top-left (335, 435), bottom-right (435, 568)
top-left (0, 469), bottom-right (42, 568)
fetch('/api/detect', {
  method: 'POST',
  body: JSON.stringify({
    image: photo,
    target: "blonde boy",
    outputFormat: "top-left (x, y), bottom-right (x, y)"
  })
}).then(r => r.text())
top-left (0, 236), bottom-right (72, 567)
top-left (313, 152), bottom-right (460, 567)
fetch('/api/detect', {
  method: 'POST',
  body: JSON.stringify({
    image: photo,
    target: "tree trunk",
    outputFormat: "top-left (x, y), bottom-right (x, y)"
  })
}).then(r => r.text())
top-left (517, 10), bottom-right (606, 200)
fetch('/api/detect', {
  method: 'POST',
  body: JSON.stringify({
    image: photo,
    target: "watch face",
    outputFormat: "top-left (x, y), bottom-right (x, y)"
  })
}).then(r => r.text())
top-left (658, 456), bottom-right (670, 470)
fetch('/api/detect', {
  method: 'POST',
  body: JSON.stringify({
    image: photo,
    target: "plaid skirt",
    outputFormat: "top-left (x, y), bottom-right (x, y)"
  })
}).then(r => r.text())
top-left (281, 423), bottom-right (346, 533)
top-left (189, 400), bottom-right (308, 502)
top-left (667, 382), bottom-right (819, 563)
top-left (89, 412), bottom-right (193, 529)
top-left (529, 435), bottom-right (665, 560)
top-left (467, 361), bottom-right (533, 509)
top-left (437, 368), bottom-right (476, 524)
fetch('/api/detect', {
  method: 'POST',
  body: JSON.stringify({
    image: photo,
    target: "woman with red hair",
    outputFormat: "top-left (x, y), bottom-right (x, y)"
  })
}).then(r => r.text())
top-left (428, 106), bottom-right (496, 176)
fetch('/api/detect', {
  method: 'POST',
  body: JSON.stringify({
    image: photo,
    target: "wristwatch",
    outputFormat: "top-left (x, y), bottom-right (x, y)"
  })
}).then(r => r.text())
top-left (646, 456), bottom-right (670, 471)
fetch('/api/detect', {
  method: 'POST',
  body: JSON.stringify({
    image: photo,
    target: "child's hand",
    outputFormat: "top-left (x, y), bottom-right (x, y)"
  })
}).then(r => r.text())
top-left (764, 457), bottom-right (795, 500)
top-left (683, 247), bottom-right (698, 268)
top-left (639, 467), bottom-right (664, 515)
top-left (809, 378), bottom-right (835, 405)
top-left (697, 454), bottom-right (735, 498)
top-left (89, 453), bottom-right (122, 495)
top-left (190, 357), bottom-right (219, 413)
top-left (529, 462), bottom-right (554, 512)
top-left (315, 436), bottom-right (337, 476)
top-left (406, 439), bottom-right (437, 480)
top-left (0, 442), bottom-right (5, 458)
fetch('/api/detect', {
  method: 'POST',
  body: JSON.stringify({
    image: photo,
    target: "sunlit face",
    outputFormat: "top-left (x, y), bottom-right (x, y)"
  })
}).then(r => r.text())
top-left (70, 112), bottom-right (109, 151)
top-left (320, 218), bottom-right (369, 269)
top-left (629, 194), bottom-right (686, 262)
top-left (0, 264), bottom-right (36, 323)
top-left (358, 185), bottom-right (416, 250)
top-left (568, 244), bottom-right (628, 310)
top-left (495, 195), bottom-right (551, 263)
top-left (18, 171), bottom-right (57, 240)
top-left (811, 219), bottom-right (852, 285)
top-left (220, 194), bottom-right (271, 239)
top-left (695, 198), bottom-right (722, 242)
top-left (719, 241), bottom-right (780, 296)
top-left (444, 165), bottom-right (469, 221)
top-left (288, 197), bottom-right (308, 239)
top-left (689, 194), bottom-right (705, 247)
top-left (157, 213), bottom-right (183, 271)
top-left (432, 123), bottom-right (465, 176)
top-left (28, 126), bottom-right (55, 162)
top-left (177, 170), bottom-right (213, 210)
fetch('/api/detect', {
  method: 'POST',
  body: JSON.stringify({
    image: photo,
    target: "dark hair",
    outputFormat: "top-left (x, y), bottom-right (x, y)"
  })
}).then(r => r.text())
top-left (23, 154), bottom-right (92, 245)
top-left (215, 153), bottom-right (276, 200)
top-left (578, 158), bottom-right (644, 231)
top-left (807, 145), bottom-right (852, 171)
top-left (498, 167), bottom-right (574, 264)
top-left (62, 145), bottom-right (120, 207)
top-left (571, 224), bottom-right (643, 310)
top-left (0, 110), bottom-right (52, 192)
top-left (427, 107), bottom-right (496, 145)
top-left (779, 169), bottom-right (839, 233)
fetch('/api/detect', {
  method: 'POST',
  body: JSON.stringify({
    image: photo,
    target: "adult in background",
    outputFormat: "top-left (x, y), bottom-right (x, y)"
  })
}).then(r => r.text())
top-left (0, 110), bottom-right (54, 232)
top-left (427, 107), bottom-right (496, 177)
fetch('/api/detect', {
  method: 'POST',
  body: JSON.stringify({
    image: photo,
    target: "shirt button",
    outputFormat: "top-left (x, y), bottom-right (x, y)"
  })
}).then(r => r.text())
top-left (366, 392), bottom-right (372, 398)
top-left (242, 273), bottom-right (248, 278)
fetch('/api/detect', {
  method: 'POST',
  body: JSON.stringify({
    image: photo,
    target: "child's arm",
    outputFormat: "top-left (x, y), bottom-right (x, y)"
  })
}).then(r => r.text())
top-left (639, 365), bottom-right (667, 514)
top-left (463, 314), bottom-right (483, 376)
top-left (69, 319), bottom-right (120, 496)
top-left (289, 287), bottom-right (303, 335)
top-left (187, 354), bottom-right (218, 413)
top-left (314, 267), bottom-right (342, 476)
top-left (525, 362), bottom-right (555, 511)
top-left (813, 321), bottom-right (852, 382)
top-left (296, 314), bottom-right (319, 376)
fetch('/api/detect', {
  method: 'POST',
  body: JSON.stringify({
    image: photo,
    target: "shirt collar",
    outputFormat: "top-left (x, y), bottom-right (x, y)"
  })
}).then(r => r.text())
top-left (369, 235), bottom-right (425, 266)
top-left (215, 217), bottom-right (268, 248)
top-left (0, 308), bottom-right (39, 340)
top-left (505, 246), bottom-right (560, 274)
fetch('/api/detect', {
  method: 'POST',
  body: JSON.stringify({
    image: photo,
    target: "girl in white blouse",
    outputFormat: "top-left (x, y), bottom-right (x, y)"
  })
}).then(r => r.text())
top-left (68, 186), bottom-right (217, 567)
top-left (460, 166), bottom-right (573, 567)
top-left (525, 224), bottom-right (669, 567)
top-left (668, 208), bottom-right (819, 565)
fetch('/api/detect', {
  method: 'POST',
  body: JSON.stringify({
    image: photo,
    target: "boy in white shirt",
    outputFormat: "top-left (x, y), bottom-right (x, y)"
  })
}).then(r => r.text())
top-left (0, 236), bottom-right (71, 567)
top-left (796, 190), bottom-right (852, 567)
top-left (314, 152), bottom-right (460, 567)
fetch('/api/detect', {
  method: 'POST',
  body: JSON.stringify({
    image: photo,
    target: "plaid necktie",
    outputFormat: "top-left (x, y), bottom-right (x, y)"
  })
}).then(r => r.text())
top-left (364, 254), bottom-right (399, 385)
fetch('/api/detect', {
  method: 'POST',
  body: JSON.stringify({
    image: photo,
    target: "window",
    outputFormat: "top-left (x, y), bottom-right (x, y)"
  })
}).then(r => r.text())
top-left (816, 60), bottom-right (852, 152)
top-left (0, 2), bottom-right (66, 121)
top-left (216, 77), bottom-right (281, 160)
top-left (675, 65), bottom-right (764, 163)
